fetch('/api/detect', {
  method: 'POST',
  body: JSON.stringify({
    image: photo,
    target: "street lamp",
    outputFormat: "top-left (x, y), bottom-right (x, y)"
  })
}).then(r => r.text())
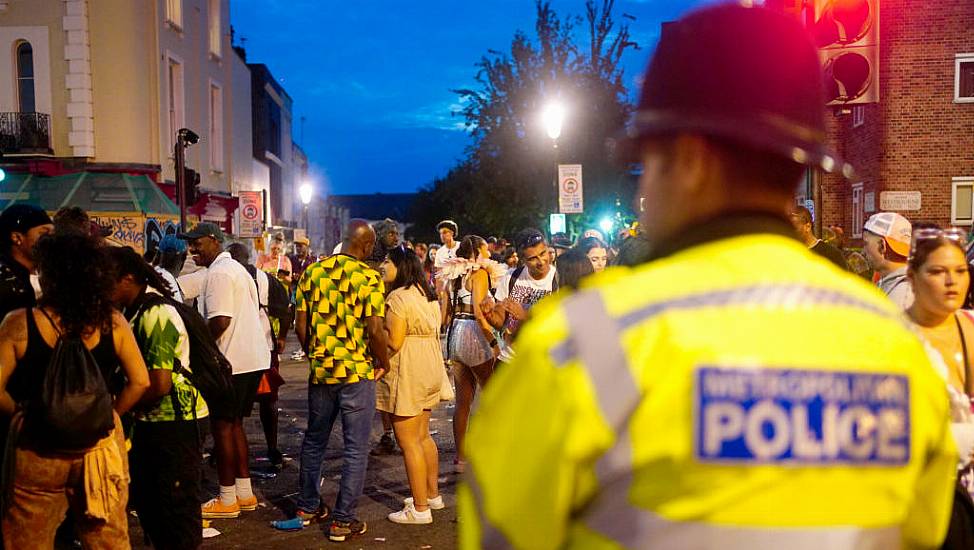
top-left (542, 101), bottom-right (565, 142)
top-left (174, 128), bottom-right (200, 230)
top-left (299, 182), bottom-right (313, 232)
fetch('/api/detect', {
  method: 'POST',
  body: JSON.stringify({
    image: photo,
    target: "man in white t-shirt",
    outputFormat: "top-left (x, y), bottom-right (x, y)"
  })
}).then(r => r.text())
top-left (180, 223), bottom-right (271, 520)
top-left (433, 219), bottom-right (460, 268)
top-left (489, 228), bottom-right (558, 363)
top-left (434, 220), bottom-right (460, 330)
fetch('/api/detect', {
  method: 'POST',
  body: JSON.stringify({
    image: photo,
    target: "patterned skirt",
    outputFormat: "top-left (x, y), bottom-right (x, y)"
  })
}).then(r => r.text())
top-left (448, 316), bottom-right (494, 367)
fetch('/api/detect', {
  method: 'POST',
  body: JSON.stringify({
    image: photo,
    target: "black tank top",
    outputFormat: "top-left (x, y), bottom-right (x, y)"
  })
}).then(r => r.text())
top-left (7, 309), bottom-right (119, 406)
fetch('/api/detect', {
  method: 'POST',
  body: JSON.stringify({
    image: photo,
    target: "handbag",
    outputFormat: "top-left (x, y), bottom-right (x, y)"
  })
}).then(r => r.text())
top-left (439, 364), bottom-right (455, 402)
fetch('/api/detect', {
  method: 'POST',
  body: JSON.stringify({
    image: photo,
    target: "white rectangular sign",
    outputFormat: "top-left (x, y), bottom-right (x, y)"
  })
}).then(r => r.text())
top-left (558, 164), bottom-right (583, 214)
top-left (238, 190), bottom-right (263, 238)
top-left (879, 191), bottom-right (921, 211)
top-left (864, 192), bottom-right (876, 213)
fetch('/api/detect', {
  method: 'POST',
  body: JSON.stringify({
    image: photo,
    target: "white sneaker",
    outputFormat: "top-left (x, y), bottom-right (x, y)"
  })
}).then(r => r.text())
top-left (387, 502), bottom-right (432, 525)
top-left (404, 496), bottom-right (444, 510)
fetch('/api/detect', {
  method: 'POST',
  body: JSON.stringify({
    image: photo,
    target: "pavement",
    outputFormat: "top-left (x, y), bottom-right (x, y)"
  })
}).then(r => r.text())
top-left (126, 337), bottom-right (462, 550)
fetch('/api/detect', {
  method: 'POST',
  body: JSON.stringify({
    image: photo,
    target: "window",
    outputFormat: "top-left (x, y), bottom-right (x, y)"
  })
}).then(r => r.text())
top-left (852, 105), bottom-right (864, 128)
top-left (952, 177), bottom-right (974, 226)
top-left (956, 54), bottom-right (974, 103)
top-left (166, 0), bottom-right (182, 29)
top-left (167, 55), bottom-right (185, 153)
top-left (16, 42), bottom-right (35, 113)
top-left (851, 183), bottom-right (863, 239)
top-left (209, 82), bottom-right (224, 171)
top-left (208, 0), bottom-right (221, 57)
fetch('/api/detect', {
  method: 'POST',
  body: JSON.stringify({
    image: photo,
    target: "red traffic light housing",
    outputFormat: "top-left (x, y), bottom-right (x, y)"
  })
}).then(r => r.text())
top-left (813, 0), bottom-right (879, 105)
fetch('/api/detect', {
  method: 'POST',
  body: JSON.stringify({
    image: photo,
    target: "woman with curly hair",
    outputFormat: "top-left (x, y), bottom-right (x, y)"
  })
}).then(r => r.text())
top-left (0, 232), bottom-right (149, 548)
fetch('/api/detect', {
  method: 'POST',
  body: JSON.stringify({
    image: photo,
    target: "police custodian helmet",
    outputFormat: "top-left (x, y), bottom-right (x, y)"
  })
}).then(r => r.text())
top-left (617, 4), bottom-right (854, 179)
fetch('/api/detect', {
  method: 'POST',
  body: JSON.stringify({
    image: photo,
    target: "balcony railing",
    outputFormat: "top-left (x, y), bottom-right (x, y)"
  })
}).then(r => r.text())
top-left (0, 112), bottom-right (52, 154)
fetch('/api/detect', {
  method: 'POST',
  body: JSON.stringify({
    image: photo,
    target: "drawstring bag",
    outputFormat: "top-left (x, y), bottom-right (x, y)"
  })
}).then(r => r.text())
top-left (24, 309), bottom-right (114, 451)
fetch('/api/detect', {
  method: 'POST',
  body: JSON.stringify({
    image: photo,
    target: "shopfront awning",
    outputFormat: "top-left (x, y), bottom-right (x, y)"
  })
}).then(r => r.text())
top-left (0, 171), bottom-right (178, 215)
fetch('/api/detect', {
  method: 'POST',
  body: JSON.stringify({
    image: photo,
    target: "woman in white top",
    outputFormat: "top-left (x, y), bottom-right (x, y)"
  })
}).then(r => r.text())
top-left (904, 226), bottom-right (974, 548)
top-left (439, 236), bottom-right (505, 471)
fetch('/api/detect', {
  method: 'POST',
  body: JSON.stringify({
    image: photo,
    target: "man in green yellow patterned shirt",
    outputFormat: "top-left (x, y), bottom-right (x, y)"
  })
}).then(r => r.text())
top-left (108, 247), bottom-right (207, 550)
top-left (293, 219), bottom-right (390, 543)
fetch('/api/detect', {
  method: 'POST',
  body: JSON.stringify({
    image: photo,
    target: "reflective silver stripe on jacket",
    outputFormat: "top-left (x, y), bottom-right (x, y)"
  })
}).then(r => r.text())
top-left (468, 463), bottom-right (515, 549)
top-left (557, 285), bottom-right (906, 549)
top-left (550, 283), bottom-right (903, 368)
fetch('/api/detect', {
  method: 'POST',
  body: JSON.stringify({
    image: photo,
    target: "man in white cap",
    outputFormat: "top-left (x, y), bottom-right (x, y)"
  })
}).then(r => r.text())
top-left (863, 212), bottom-right (914, 310)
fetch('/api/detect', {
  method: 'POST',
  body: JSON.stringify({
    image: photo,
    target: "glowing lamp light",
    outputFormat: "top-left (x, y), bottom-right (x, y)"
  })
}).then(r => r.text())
top-left (542, 102), bottom-right (566, 140)
top-left (598, 217), bottom-right (614, 236)
top-left (0, 168), bottom-right (6, 183)
top-left (299, 182), bottom-right (313, 205)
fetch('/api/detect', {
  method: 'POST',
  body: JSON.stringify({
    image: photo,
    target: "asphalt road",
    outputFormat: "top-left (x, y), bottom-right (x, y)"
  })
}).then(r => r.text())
top-left (127, 337), bottom-right (462, 550)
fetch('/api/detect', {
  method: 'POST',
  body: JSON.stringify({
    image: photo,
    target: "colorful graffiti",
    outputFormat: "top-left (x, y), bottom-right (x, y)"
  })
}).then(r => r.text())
top-left (89, 213), bottom-right (181, 254)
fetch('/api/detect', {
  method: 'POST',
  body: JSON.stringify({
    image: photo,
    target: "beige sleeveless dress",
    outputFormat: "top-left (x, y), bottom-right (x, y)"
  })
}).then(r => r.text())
top-left (376, 286), bottom-right (443, 417)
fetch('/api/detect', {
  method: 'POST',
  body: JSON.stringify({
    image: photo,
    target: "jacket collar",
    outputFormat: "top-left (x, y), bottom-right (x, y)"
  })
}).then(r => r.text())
top-left (647, 211), bottom-right (800, 262)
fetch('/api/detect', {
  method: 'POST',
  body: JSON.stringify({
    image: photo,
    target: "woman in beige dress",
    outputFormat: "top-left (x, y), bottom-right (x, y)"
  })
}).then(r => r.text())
top-left (377, 245), bottom-right (444, 525)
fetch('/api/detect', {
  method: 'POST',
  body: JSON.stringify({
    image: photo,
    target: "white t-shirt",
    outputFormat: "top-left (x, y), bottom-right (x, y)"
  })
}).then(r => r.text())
top-left (493, 266), bottom-right (557, 362)
top-left (154, 266), bottom-right (184, 302)
top-left (196, 251), bottom-right (271, 375)
top-left (434, 242), bottom-right (460, 268)
top-left (176, 269), bottom-right (207, 302)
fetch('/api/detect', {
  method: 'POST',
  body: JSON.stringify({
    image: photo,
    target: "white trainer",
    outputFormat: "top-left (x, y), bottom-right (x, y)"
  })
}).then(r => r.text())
top-left (404, 496), bottom-right (445, 510)
top-left (387, 502), bottom-right (433, 525)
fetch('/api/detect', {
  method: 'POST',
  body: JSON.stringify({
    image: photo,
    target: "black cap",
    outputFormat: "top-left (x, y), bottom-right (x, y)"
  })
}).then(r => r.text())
top-left (551, 232), bottom-right (573, 250)
top-left (615, 4), bottom-right (853, 179)
top-left (0, 204), bottom-right (53, 238)
top-left (178, 222), bottom-right (225, 242)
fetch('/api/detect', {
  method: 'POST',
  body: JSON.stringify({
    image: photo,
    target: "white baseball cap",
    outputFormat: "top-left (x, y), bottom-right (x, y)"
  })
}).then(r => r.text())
top-left (864, 212), bottom-right (912, 257)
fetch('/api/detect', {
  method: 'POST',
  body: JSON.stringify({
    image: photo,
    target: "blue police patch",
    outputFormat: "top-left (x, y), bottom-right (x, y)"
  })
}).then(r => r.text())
top-left (694, 366), bottom-right (910, 465)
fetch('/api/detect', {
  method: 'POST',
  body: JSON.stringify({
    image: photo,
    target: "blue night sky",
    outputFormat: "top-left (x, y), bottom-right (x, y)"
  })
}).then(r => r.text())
top-left (231, 0), bottom-right (717, 196)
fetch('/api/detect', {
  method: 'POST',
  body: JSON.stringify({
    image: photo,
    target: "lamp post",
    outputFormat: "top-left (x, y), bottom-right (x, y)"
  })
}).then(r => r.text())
top-left (541, 101), bottom-right (566, 225)
top-left (299, 182), bottom-right (313, 233)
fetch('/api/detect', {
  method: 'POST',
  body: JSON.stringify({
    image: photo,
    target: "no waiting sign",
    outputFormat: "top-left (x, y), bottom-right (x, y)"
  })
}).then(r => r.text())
top-left (558, 164), bottom-right (583, 214)
top-left (238, 190), bottom-right (263, 238)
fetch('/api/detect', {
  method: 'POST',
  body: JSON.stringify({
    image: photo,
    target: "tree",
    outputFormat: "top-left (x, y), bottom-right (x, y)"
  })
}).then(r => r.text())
top-left (409, 0), bottom-right (640, 243)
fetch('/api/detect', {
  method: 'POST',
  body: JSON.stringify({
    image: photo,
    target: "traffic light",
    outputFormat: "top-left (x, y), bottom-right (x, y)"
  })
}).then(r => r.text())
top-left (183, 167), bottom-right (200, 205)
top-left (813, 0), bottom-right (879, 105)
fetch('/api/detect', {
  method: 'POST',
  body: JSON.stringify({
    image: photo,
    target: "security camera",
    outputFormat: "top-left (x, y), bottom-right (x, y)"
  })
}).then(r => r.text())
top-left (177, 128), bottom-right (200, 146)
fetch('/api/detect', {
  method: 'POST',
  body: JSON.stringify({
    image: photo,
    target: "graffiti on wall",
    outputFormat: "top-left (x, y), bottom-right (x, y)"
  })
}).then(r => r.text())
top-left (144, 218), bottom-right (179, 256)
top-left (89, 213), bottom-right (181, 254)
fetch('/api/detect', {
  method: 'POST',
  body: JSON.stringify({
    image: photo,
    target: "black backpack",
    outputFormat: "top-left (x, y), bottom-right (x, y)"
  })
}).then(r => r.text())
top-left (136, 293), bottom-right (236, 420)
top-left (26, 309), bottom-right (115, 451)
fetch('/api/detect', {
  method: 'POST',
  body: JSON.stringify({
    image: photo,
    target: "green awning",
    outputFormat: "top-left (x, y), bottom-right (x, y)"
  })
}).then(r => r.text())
top-left (0, 172), bottom-right (177, 215)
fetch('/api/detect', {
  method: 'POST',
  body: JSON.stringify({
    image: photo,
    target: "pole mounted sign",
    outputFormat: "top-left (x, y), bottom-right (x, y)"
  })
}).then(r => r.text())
top-left (558, 164), bottom-right (583, 214)
top-left (238, 190), bottom-right (264, 238)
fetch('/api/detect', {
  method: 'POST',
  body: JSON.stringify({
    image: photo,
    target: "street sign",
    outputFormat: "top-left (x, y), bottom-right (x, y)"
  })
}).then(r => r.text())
top-left (558, 164), bottom-right (583, 214)
top-left (804, 199), bottom-right (815, 222)
top-left (238, 190), bottom-right (263, 237)
top-left (549, 213), bottom-right (566, 235)
top-left (879, 191), bottom-right (921, 211)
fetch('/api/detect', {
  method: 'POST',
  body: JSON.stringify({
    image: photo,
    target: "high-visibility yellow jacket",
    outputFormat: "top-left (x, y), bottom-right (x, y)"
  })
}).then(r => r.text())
top-left (459, 216), bottom-right (957, 550)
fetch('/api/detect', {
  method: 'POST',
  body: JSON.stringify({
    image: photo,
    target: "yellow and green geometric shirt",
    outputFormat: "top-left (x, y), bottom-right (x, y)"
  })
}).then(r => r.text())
top-left (130, 290), bottom-right (208, 422)
top-left (296, 254), bottom-right (385, 384)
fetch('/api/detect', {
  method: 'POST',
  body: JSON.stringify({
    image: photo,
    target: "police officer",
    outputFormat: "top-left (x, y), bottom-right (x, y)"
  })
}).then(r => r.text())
top-left (0, 204), bottom-right (53, 321)
top-left (459, 5), bottom-right (956, 550)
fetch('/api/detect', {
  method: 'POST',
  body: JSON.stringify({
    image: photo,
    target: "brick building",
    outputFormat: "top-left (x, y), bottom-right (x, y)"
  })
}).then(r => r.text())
top-left (811, 0), bottom-right (974, 241)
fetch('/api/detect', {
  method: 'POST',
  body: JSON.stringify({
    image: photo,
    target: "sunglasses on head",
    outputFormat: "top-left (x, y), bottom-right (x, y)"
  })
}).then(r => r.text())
top-left (521, 233), bottom-right (545, 249)
top-left (909, 227), bottom-right (969, 258)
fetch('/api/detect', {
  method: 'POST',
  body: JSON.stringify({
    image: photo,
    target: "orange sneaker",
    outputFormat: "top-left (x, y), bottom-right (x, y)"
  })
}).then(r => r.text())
top-left (202, 497), bottom-right (240, 519)
top-left (237, 495), bottom-right (258, 511)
